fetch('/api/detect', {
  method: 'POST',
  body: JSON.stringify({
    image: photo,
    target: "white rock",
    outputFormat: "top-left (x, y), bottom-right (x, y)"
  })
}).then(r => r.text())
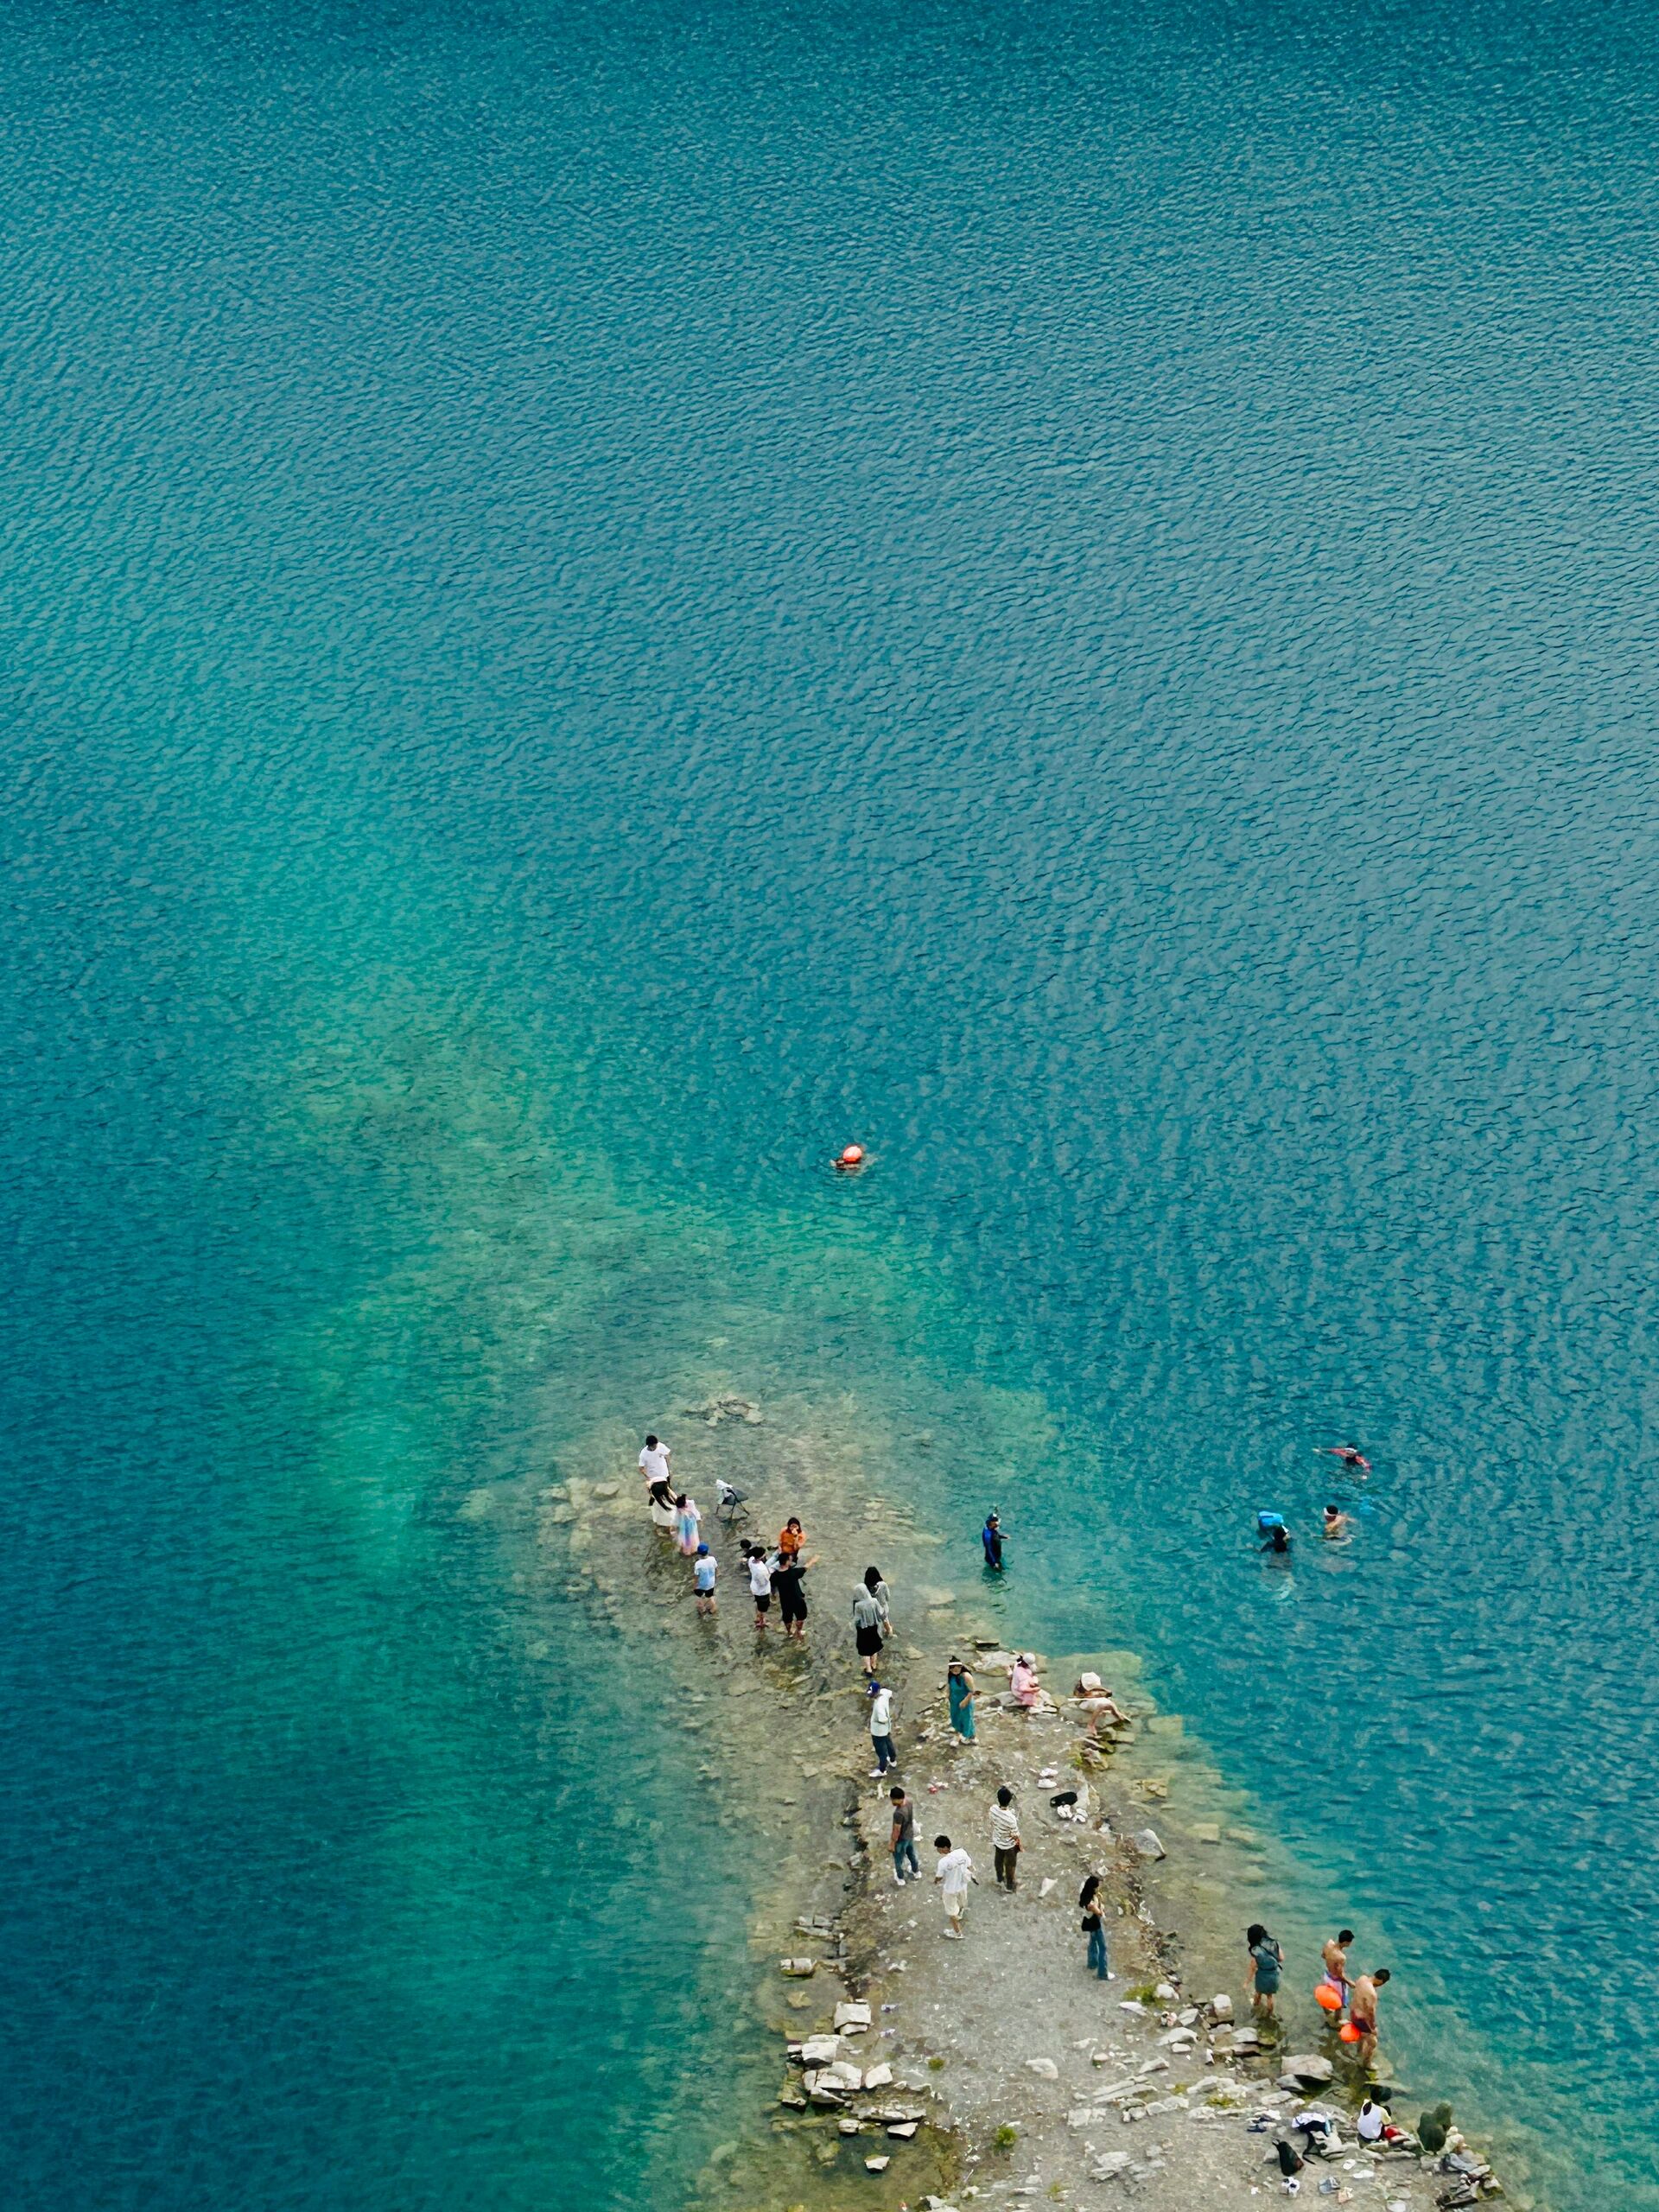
top-left (836, 2002), bottom-right (874, 2030)
top-left (801, 2037), bottom-right (842, 2065)
top-left (1027, 2057), bottom-right (1060, 2079)
top-left (1091, 2152), bottom-right (1130, 2179)
top-left (1154, 1980), bottom-right (1178, 1999)
top-left (887, 2121), bottom-right (919, 2139)
top-left (839, 2118), bottom-right (861, 2136)
top-left (1282, 2055), bottom-right (1335, 2086)
top-left (1039, 1878), bottom-right (1057, 1898)
top-left (865, 2155), bottom-right (890, 2173)
top-left (862, 2063), bottom-right (894, 2090)
top-left (1117, 2000), bottom-right (1146, 2016)
top-left (1067, 2109), bottom-right (1098, 2130)
top-left (1211, 1993), bottom-right (1234, 2023)
top-left (781, 1957), bottom-right (817, 1977)
top-left (1135, 1831), bottom-right (1166, 1860)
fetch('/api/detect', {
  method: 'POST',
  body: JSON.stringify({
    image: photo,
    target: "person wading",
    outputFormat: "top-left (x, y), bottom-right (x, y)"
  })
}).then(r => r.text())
top-left (1247, 1923), bottom-right (1283, 2016)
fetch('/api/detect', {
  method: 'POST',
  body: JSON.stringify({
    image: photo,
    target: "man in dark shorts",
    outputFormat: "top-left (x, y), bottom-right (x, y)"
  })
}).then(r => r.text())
top-left (772, 1546), bottom-right (819, 1641)
top-left (1351, 1967), bottom-right (1390, 2065)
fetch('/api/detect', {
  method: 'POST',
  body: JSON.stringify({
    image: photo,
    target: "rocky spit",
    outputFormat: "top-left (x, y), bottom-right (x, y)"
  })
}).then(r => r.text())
top-left (536, 1400), bottom-right (1510, 2212)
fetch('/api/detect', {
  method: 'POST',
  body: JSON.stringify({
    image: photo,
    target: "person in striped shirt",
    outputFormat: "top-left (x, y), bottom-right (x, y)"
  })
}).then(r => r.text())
top-left (989, 1786), bottom-right (1021, 1891)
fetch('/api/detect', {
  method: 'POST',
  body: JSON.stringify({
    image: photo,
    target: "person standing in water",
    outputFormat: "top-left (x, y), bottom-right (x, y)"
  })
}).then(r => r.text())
top-left (1322, 1928), bottom-right (1355, 2012)
top-left (982, 1511), bottom-right (1005, 1572)
top-left (1247, 1923), bottom-right (1283, 2016)
top-left (1322, 1503), bottom-right (1352, 1541)
top-left (1079, 1873), bottom-right (1112, 1980)
top-left (1350, 1967), bottom-right (1390, 2066)
top-left (946, 1659), bottom-right (978, 1742)
top-left (674, 1492), bottom-right (702, 1557)
top-left (639, 1431), bottom-right (671, 1498)
top-left (772, 1546), bottom-right (818, 1641)
top-left (692, 1543), bottom-right (718, 1618)
top-left (747, 1543), bottom-right (774, 1630)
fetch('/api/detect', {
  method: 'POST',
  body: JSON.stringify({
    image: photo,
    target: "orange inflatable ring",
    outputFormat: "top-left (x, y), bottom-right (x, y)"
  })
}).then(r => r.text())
top-left (1314, 1982), bottom-right (1343, 2012)
top-left (835, 1144), bottom-right (865, 1168)
top-left (1338, 2022), bottom-right (1363, 2044)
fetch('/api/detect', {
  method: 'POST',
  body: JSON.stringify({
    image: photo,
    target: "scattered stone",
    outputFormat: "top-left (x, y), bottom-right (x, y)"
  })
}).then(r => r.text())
top-left (780, 1958), bottom-right (817, 1978)
top-left (864, 2155), bottom-right (891, 2174)
top-left (1090, 2153), bottom-right (1131, 2180)
top-left (1282, 2055), bottom-right (1336, 2087)
top-left (778, 2092), bottom-right (808, 2111)
top-left (1027, 2058), bottom-right (1059, 2080)
top-left (1188, 1821), bottom-right (1221, 1844)
top-left (801, 2037), bottom-right (843, 2065)
top-left (836, 2002), bottom-right (874, 2031)
top-left (1039, 1878), bottom-right (1057, 1899)
top-left (838, 2118), bottom-right (861, 2136)
top-left (1135, 1831), bottom-right (1166, 1861)
top-left (591, 1482), bottom-right (620, 1500)
top-left (1154, 1981), bottom-right (1178, 2000)
top-left (1067, 2109), bottom-right (1098, 2130)
top-left (862, 2063), bottom-right (894, 2091)
top-left (1211, 1994), bottom-right (1234, 2024)
top-left (886, 2121), bottom-right (919, 2139)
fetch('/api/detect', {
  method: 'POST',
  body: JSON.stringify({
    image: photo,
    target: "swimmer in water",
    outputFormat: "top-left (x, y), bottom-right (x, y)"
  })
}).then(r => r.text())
top-left (1261, 1522), bottom-right (1292, 1556)
top-left (1320, 1444), bottom-right (1371, 1474)
top-left (1322, 1503), bottom-right (1352, 1541)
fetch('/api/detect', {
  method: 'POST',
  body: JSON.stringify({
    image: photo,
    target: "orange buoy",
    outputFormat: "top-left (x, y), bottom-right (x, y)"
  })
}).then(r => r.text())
top-left (1314, 1982), bottom-right (1343, 2012)
top-left (834, 1143), bottom-right (866, 1169)
top-left (1338, 2022), bottom-right (1363, 2044)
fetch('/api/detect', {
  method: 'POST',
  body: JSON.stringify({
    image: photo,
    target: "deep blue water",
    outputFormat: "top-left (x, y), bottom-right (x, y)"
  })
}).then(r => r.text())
top-left (4, 0), bottom-right (1659, 2205)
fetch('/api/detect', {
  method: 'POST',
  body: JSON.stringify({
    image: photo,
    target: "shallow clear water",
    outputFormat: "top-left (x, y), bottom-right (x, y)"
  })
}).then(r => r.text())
top-left (5, 1), bottom-right (1659, 2205)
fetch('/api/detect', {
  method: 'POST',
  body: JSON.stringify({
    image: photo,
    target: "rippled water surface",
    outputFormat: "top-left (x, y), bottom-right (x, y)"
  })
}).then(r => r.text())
top-left (5, 1), bottom-right (1659, 2205)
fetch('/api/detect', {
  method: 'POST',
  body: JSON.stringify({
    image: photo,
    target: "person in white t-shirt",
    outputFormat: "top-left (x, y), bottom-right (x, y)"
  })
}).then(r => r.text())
top-left (867, 1681), bottom-right (897, 1776)
top-left (639, 1434), bottom-right (674, 1529)
top-left (747, 1544), bottom-right (774, 1630)
top-left (933, 1834), bottom-right (974, 1936)
top-left (693, 1544), bottom-right (718, 1618)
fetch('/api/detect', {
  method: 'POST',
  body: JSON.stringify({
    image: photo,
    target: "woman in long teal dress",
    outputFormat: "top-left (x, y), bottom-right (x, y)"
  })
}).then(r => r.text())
top-left (947, 1660), bottom-right (977, 1741)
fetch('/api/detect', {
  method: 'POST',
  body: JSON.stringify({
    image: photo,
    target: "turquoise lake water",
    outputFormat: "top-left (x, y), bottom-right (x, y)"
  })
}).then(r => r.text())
top-left (5, 1), bottom-right (1659, 2204)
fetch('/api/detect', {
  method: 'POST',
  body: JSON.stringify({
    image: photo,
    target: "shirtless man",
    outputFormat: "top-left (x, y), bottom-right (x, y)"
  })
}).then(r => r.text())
top-left (1350, 1967), bottom-right (1391, 2066)
top-left (1320, 1444), bottom-right (1371, 1475)
top-left (1322, 1504), bottom-right (1352, 1541)
top-left (1321, 1928), bottom-right (1355, 2011)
